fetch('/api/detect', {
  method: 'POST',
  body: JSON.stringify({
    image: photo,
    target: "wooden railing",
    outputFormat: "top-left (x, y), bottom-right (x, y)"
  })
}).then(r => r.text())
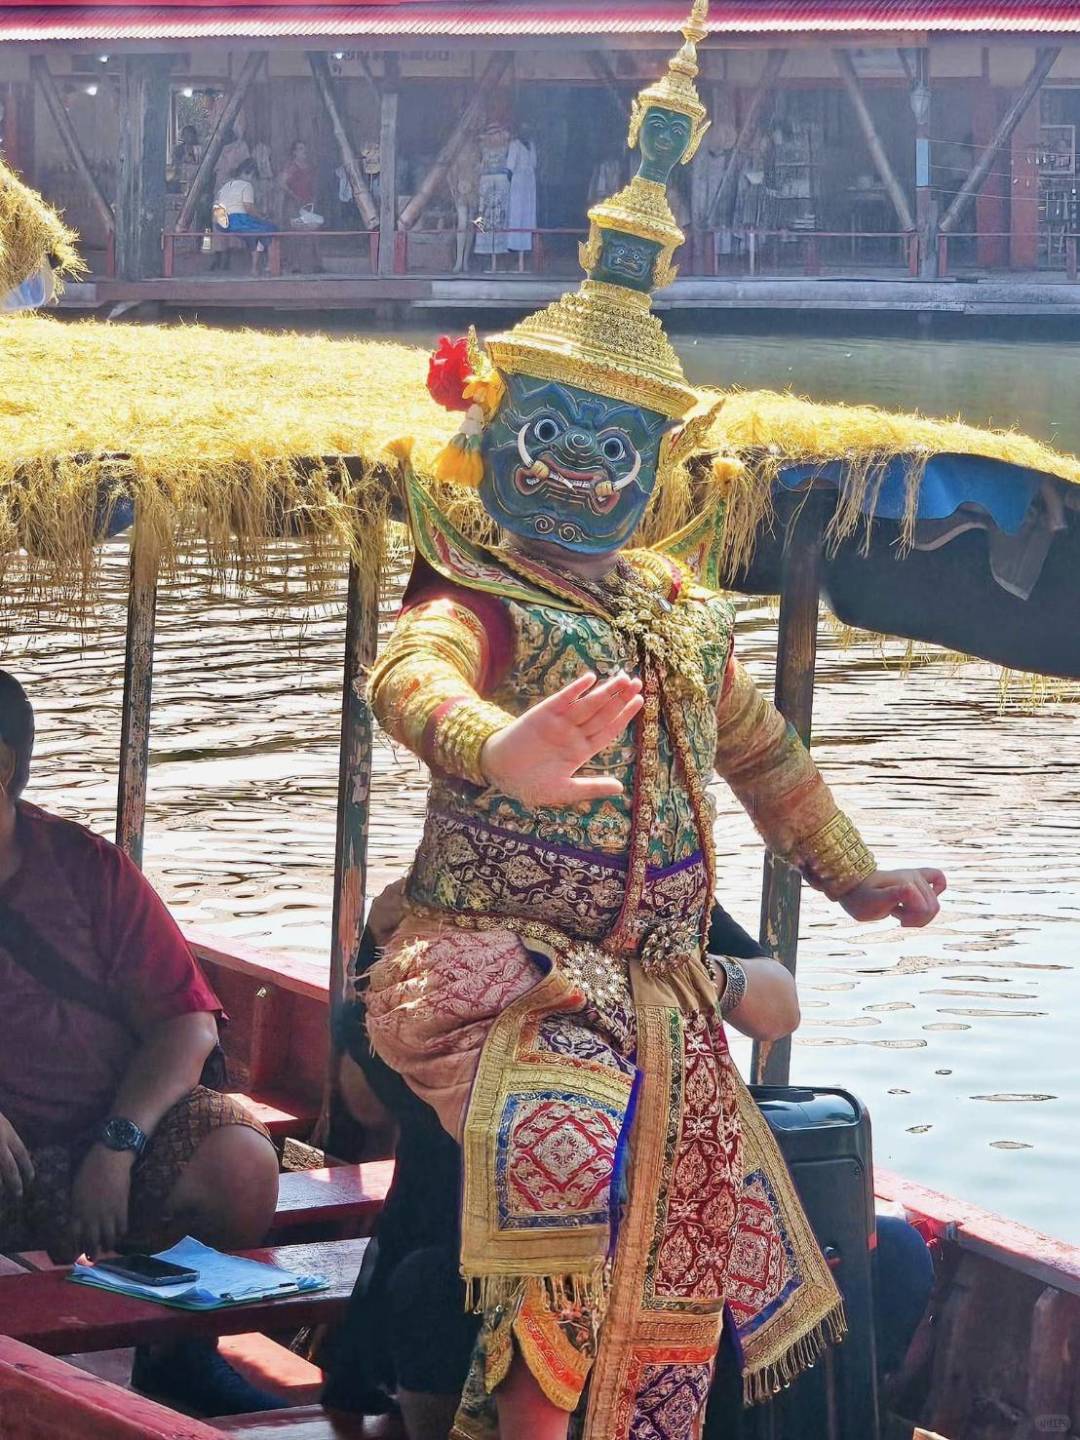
top-left (162, 227), bottom-right (379, 279)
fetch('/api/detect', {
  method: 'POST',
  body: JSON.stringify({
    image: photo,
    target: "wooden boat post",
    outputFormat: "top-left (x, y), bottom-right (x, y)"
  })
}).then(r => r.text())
top-left (315, 550), bottom-right (380, 1144)
top-left (751, 489), bottom-right (827, 1086)
top-left (115, 526), bottom-right (159, 868)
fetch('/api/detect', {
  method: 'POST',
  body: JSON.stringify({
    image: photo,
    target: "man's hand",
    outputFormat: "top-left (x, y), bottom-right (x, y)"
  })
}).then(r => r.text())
top-left (69, 1146), bottom-right (134, 1259)
top-left (368, 878), bottom-right (407, 947)
top-left (0, 1111), bottom-right (33, 1201)
top-left (481, 670), bottom-right (644, 809)
top-left (840, 868), bottom-right (947, 928)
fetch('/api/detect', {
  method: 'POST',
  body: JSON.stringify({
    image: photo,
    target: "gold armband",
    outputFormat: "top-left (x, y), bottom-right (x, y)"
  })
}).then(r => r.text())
top-left (794, 812), bottom-right (876, 900)
top-left (432, 697), bottom-right (511, 787)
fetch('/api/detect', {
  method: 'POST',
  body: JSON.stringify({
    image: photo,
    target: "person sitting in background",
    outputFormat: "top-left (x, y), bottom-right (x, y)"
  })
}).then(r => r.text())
top-left (0, 669), bottom-right (284, 1417)
top-left (211, 158), bottom-right (275, 276)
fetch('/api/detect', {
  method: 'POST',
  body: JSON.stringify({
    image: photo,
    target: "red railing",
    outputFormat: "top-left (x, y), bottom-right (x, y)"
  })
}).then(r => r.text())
top-left (162, 227), bottom-right (379, 279)
top-left (935, 230), bottom-right (1080, 279)
top-left (392, 226), bottom-right (588, 276)
top-left (692, 227), bottom-right (919, 279)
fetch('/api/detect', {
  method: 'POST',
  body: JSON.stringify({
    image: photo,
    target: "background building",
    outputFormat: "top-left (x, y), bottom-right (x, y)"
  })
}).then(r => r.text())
top-left (1, 0), bottom-right (1080, 309)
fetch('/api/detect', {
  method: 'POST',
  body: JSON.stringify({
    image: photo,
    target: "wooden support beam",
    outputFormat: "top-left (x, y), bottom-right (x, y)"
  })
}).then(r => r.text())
top-left (308, 52), bottom-right (379, 232)
top-left (315, 557), bottom-right (379, 1145)
top-left (175, 50), bottom-right (264, 235)
top-left (751, 491), bottom-right (827, 1089)
top-left (587, 52), bottom-right (631, 125)
top-left (398, 51), bottom-right (513, 232)
top-left (377, 56), bottom-right (399, 278)
top-left (115, 532), bottom-right (158, 868)
top-left (115, 56), bottom-right (171, 281)
top-left (939, 46), bottom-right (1060, 237)
top-left (711, 49), bottom-right (786, 228)
top-left (834, 48), bottom-right (915, 234)
top-left (30, 56), bottom-right (114, 238)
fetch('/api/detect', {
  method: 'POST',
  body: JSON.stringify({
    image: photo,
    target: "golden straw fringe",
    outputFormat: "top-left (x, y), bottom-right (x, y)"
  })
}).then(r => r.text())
top-left (0, 158), bottom-right (82, 296)
top-left (742, 1298), bottom-right (848, 1407)
top-left (4, 317), bottom-right (1080, 617)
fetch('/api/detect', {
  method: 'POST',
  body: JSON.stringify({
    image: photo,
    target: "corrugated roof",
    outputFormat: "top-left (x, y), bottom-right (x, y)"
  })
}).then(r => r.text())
top-left (1, 1), bottom-right (1078, 43)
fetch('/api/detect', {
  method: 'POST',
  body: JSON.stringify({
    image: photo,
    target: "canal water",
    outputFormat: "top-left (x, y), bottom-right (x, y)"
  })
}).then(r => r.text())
top-left (3, 321), bottom-right (1079, 1240)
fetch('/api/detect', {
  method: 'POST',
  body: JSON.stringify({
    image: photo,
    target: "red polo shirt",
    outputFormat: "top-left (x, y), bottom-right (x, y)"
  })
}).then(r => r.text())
top-left (0, 802), bottom-right (222, 1148)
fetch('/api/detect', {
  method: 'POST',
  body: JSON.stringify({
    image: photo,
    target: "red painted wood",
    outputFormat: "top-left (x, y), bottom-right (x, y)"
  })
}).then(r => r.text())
top-left (272, 1165), bottom-right (394, 1230)
top-left (228, 1090), bottom-right (320, 1140)
top-left (0, 1239), bottom-right (367, 1356)
top-left (0, 1336), bottom-right (222, 1440)
top-left (217, 1408), bottom-right (401, 1438)
top-left (876, 1167), bottom-right (1080, 1297)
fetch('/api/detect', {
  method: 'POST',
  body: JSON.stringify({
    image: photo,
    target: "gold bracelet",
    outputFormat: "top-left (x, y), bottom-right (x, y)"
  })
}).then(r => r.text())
top-left (432, 697), bottom-right (512, 787)
top-left (795, 812), bottom-right (876, 900)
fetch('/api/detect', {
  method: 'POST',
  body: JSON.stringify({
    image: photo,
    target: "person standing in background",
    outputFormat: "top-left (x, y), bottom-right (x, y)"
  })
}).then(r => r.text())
top-left (506, 125), bottom-right (538, 271)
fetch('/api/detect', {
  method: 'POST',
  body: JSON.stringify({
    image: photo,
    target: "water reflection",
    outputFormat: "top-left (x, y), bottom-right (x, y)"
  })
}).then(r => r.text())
top-left (3, 326), bottom-right (1080, 1241)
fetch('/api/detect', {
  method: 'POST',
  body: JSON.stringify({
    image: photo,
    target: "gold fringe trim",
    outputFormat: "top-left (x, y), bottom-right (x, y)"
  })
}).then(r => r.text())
top-left (742, 1297), bottom-right (848, 1407)
top-left (463, 1268), bottom-right (610, 1324)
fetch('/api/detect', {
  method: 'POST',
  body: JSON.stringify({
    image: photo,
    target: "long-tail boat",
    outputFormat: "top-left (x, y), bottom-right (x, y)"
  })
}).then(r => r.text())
top-left (1, 300), bottom-right (1079, 1440)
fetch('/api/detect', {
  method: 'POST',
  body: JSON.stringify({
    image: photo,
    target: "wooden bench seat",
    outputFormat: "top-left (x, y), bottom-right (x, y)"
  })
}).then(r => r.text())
top-left (270, 1164), bottom-right (394, 1237)
top-left (0, 1338), bottom-right (401, 1439)
top-left (0, 1239), bottom-right (366, 1356)
top-left (218, 1407), bottom-right (401, 1437)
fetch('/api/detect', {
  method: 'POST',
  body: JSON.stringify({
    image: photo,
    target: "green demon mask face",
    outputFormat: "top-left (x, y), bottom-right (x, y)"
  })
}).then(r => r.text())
top-left (638, 106), bottom-right (694, 182)
top-left (481, 376), bottom-right (673, 557)
top-left (595, 230), bottom-right (662, 292)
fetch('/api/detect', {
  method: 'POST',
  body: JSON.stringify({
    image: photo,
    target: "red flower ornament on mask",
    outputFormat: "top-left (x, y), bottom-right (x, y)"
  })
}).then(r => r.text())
top-left (427, 335), bottom-right (473, 413)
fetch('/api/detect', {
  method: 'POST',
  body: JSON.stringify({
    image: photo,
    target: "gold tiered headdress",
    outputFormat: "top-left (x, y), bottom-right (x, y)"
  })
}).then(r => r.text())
top-left (485, 1), bottom-right (712, 421)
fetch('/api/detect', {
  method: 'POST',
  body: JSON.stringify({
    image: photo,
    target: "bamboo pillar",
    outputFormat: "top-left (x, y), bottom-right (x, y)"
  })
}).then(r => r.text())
top-left (712, 49), bottom-right (786, 230)
top-left (690, 83), bottom-right (720, 274)
top-left (30, 57), bottom-right (114, 241)
top-left (1011, 96), bottom-right (1041, 271)
top-left (308, 52), bottom-right (379, 232)
top-left (834, 49), bottom-right (915, 234)
top-left (939, 46), bottom-right (1060, 237)
top-left (175, 50), bottom-right (265, 234)
top-left (398, 52), bottom-right (513, 231)
top-left (115, 56), bottom-right (171, 281)
top-left (587, 52), bottom-right (630, 125)
top-left (907, 48), bottom-right (939, 278)
top-left (751, 491), bottom-right (827, 1088)
top-left (116, 531), bottom-right (159, 868)
top-left (378, 56), bottom-right (399, 277)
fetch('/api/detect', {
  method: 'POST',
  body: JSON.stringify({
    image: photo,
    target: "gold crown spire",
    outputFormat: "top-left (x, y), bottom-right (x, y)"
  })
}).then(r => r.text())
top-left (485, 2), bottom-right (711, 421)
top-left (628, 0), bottom-right (711, 159)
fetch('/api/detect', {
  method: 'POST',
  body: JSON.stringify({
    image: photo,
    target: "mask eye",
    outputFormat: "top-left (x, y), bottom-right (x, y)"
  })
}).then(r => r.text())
top-left (602, 436), bottom-right (626, 462)
top-left (534, 418), bottom-right (559, 444)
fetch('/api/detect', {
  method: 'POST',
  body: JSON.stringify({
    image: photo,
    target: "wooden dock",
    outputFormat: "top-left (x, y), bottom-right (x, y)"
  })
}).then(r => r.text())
top-left (61, 272), bottom-right (1080, 320)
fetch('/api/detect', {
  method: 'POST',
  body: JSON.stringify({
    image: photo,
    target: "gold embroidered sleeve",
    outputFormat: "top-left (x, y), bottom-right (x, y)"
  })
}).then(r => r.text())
top-left (714, 659), bottom-right (876, 899)
top-left (368, 598), bottom-right (512, 786)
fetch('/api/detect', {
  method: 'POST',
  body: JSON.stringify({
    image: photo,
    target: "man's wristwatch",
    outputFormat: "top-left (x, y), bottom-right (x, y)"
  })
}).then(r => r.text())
top-left (96, 1116), bottom-right (149, 1159)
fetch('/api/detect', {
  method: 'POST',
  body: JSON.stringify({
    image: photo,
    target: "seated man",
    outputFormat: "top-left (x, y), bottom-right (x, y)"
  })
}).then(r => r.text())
top-left (0, 670), bottom-right (283, 1416)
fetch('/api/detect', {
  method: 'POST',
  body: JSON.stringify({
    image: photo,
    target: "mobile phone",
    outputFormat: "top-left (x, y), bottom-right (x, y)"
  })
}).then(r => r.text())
top-left (93, 1254), bottom-right (200, 1287)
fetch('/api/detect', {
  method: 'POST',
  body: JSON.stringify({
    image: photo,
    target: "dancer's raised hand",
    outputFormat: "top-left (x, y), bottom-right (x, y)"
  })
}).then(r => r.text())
top-left (481, 670), bottom-right (643, 808)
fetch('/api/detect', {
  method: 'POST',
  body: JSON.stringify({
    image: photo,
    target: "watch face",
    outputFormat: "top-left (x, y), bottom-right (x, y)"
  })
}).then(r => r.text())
top-left (101, 1117), bottom-right (144, 1153)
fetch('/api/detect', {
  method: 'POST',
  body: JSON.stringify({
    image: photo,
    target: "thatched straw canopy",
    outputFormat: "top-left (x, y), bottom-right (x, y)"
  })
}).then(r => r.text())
top-left (4, 313), bottom-right (1080, 633)
top-left (0, 160), bottom-right (81, 298)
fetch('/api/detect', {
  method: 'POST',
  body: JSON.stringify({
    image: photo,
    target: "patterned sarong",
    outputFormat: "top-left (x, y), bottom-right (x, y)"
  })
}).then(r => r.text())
top-left (365, 920), bottom-right (844, 1440)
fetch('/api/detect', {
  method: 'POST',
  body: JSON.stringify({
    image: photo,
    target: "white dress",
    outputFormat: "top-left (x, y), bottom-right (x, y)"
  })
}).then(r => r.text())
top-left (506, 138), bottom-right (537, 254)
